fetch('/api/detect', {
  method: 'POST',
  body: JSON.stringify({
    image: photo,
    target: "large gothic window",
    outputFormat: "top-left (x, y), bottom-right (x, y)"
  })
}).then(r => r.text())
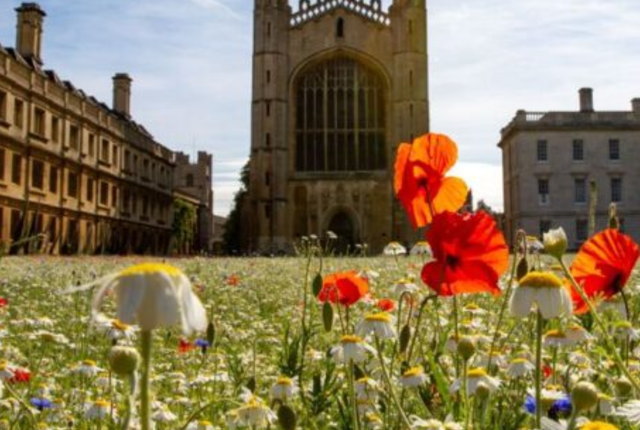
top-left (295, 57), bottom-right (386, 172)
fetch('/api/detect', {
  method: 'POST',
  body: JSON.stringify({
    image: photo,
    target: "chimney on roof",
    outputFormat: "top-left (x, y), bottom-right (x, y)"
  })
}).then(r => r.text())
top-left (632, 98), bottom-right (640, 116)
top-left (112, 73), bottom-right (132, 118)
top-left (579, 87), bottom-right (594, 113)
top-left (15, 3), bottom-right (46, 65)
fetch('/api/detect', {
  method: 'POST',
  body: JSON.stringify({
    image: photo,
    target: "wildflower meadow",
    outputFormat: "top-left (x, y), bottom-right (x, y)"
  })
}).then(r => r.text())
top-left (1, 133), bottom-right (639, 430)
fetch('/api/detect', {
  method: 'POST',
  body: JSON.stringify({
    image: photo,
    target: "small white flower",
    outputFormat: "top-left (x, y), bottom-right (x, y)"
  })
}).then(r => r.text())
top-left (236, 395), bottom-right (276, 428)
top-left (356, 313), bottom-right (396, 340)
top-left (616, 399), bottom-right (640, 425)
top-left (506, 358), bottom-right (535, 378)
top-left (270, 376), bottom-right (299, 400)
top-left (72, 360), bottom-right (103, 377)
top-left (542, 227), bottom-right (567, 259)
top-left (410, 241), bottom-right (432, 257)
top-left (331, 335), bottom-right (376, 363)
top-left (394, 278), bottom-right (420, 296)
top-left (152, 406), bottom-right (178, 423)
top-left (186, 420), bottom-right (215, 430)
top-left (509, 271), bottom-right (572, 319)
top-left (399, 366), bottom-right (428, 388)
top-left (355, 377), bottom-right (380, 401)
top-left (84, 399), bottom-right (113, 420)
top-left (67, 263), bottom-right (207, 335)
top-left (450, 368), bottom-right (500, 396)
top-left (410, 416), bottom-right (445, 429)
top-left (383, 241), bottom-right (407, 256)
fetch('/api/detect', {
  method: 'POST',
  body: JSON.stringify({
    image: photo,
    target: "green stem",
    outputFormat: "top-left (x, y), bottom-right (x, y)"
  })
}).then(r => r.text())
top-left (558, 258), bottom-right (640, 394)
top-left (463, 360), bottom-right (471, 430)
top-left (535, 311), bottom-right (543, 430)
top-left (348, 360), bottom-right (360, 430)
top-left (121, 373), bottom-right (138, 430)
top-left (374, 337), bottom-right (412, 430)
top-left (140, 330), bottom-right (153, 430)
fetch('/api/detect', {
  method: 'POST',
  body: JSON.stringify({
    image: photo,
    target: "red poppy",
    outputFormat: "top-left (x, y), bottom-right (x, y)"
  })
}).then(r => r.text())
top-left (225, 275), bottom-right (240, 286)
top-left (543, 364), bottom-right (553, 379)
top-left (421, 211), bottom-right (509, 296)
top-left (0, 298), bottom-right (7, 308)
top-left (317, 271), bottom-right (369, 307)
top-left (178, 338), bottom-right (195, 354)
top-left (376, 298), bottom-right (396, 312)
top-left (9, 368), bottom-right (31, 383)
top-left (569, 228), bottom-right (639, 314)
top-left (394, 133), bottom-right (469, 228)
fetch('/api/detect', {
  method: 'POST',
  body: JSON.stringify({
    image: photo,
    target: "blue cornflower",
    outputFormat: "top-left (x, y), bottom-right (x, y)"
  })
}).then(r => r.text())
top-left (30, 397), bottom-right (53, 411)
top-left (194, 339), bottom-right (210, 348)
top-left (524, 394), bottom-right (572, 418)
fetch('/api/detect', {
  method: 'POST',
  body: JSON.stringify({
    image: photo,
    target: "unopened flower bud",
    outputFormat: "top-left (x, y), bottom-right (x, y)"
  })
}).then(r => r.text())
top-left (572, 381), bottom-right (598, 411)
top-left (615, 377), bottom-right (633, 398)
top-left (543, 227), bottom-right (567, 260)
top-left (457, 336), bottom-right (476, 361)
top-left (475, 382), bottom-right (491, 400)
top-left (108, 346), bottom-right (140, 376)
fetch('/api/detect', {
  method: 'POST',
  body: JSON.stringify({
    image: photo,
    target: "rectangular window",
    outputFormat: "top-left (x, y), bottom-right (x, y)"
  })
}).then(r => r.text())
top-left (0, 148), bottom-right (5, 180)
top-left (14, 99), bottom-right (23, 128)
top-left (101, 139), bottom-right (110, 162)
top-left (124, 150), bottom-right (131, 170)
top-left (112, 145), bottom-right (118, 167)
top-left (69, 125), bottom-right (80, 150)
top-left (536, 140), bottom-right (548, 161)
top-left (67, 172), bottom-right (78, 198)
top-left (538, 178), bottom-right (549, 205)
top-left (576, 219), bottom-right (588, 242)
top-left (0, 91), bottom-right (7, 120)
top-left (100, 182), bottom-right (109, 205)
top-left (574, 178), bottom-right (586, 203)
top-left (31, 159), bottom-right (44, 189)
top-left (34, 107), bottom-right (45, 136)
top-left (86, 178), bottom-right (94, 202)
top-left (539, 220), bottom-right (551, 238)
top-left (49, 166), bottom-right (58, 193)
top-left (111, 185), bottom-right (117, 207)
top-left (609, 139), bottom-right (620, 160)
top-left (11, 154), bottom-right (21, 184)
top-left (88, 134), bottom-right (95, 157)
top-left (51, 116), bottom-right (59, 143)
top-left (123, 189), bottom-right (130, 211)
top-left (572, 139), bottom-right (584, 161)
top-left (611, 178), bottom-right (622, 202)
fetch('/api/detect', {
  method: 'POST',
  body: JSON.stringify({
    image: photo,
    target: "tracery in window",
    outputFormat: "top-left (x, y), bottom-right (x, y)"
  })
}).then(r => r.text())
top-left (295, 57), bottom-right (386, 172)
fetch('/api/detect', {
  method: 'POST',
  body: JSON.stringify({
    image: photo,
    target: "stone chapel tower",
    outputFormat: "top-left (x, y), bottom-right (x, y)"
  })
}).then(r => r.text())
top-left (248, 0), bottom-right (429, 253)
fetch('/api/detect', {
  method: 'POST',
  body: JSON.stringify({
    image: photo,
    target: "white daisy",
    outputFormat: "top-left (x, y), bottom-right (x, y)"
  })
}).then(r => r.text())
top-left (356, 313), bottom-right (396, 340)
top-left (506, 358), bottom-right (535, 378)
top-left (383, 241), bottom-right (407, 256)
top-left (509, 271), bottom-right (572, 319)
top-left (450, 368), bottom-right (500, 396)
top-left (331, 335), bottom-right (376, 363)
top-left (399, 366), bottom-right (428, 388)
top-left (270, 376), bottom-right (299, 400)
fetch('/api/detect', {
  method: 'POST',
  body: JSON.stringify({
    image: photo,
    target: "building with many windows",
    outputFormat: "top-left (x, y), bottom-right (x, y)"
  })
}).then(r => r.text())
top-left (0, 3), bottom-right (213, 254)
top-left (247, 0), bottom-right (429, 253)
top-left (499, 88), bottom-right (640, 248)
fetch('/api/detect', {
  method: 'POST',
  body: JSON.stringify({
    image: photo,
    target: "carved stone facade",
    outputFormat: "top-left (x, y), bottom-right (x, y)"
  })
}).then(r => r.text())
top-left (0, 3), bottom-right (213, 255)
top-left (499, 88), bottom-right (640, 248)
top-left (248, 0), bottom-right (429, 253)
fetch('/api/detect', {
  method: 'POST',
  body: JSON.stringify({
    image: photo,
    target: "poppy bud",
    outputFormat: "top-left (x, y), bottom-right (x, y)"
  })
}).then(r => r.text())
top-left (543, 227), bottom-right (568, 260)
top-left (475, 382), bottom-right (491, 400)
top-left (108, 346), bottom-right (140, 376)
top-left (277, 404), bottom-right (297, 430)
top-left (457, 336), bottom-right (476, 361)
top-left (399, 324), bottom-right (411, 354)
top-left (572, 381), bottom-right (598, 411)
top-left (312, 273), bottom-right (323, 297)
top-left (516, 257), bottom-right (529, 281)
top-left (322, 302), bottom-right (333, 332)
top-left (206, 322), bottom-right (215, 347)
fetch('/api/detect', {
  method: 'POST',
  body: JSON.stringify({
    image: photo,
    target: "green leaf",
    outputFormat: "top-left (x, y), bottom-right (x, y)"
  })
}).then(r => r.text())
top-left (206, 322), bottom-right (215, 346)
top-left (277, 405), bottom-right (297, 430)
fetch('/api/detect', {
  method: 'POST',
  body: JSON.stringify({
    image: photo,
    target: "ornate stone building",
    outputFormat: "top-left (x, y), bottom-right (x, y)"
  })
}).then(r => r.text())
top-left (0, 3), bottom-right (213, 254)
top-left (247, 0), bottom-right (429, 253)
top-left (499, 88), bottom-right (640, 248)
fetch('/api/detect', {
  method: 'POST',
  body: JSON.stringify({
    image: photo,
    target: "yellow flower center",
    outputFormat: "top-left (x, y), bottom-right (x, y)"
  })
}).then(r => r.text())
top-left (94, 399), bottom-right (110, 408)
top-left (276, 376), bottom-right (293, 386)
top-left (579, 422), bottom-right (619, 430)
top-left (364, 312), bottom-right (392, 323)
top-left (83, 360), bottom-right (97, 367)
top-left (544, 330), bottom-right (567, 338)
top-left (118, 263), bottom-right (182, 277)
top-left (467, 368), bottom-right (488, 378)
top-left (341, 335), bottom-right (364, 344)
top-left (403, 366), bottom-right (424, 377)
top-left (465, 303), bottom-right (480, 310)
top-left (511, 358), bottom-right (528, 364)
top-left (519, 271), bottom-right (563, 288)
top-left (199, 421), bottom-right (213, 426)
top-left (112, 319), bottom-right (130, 331)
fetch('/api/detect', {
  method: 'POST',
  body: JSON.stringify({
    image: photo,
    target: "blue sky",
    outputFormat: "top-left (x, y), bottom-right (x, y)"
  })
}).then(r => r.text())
top-left (1, 0), bottom-right (639, 215)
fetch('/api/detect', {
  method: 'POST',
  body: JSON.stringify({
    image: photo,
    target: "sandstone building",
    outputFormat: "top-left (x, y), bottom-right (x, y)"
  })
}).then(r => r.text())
top-left (247, 0), bottom-right (429, 253)
top-left (499, 88), bottom-right (640, 248)
top-left (0, 3), bottom-right (213, 254)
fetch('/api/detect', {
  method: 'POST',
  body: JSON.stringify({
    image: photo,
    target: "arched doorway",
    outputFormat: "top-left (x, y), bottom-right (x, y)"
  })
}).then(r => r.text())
top-left (327, 211), bottom-right (357, 254)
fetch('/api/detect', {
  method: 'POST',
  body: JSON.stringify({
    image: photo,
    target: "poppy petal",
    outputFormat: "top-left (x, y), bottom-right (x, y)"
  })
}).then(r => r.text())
top-left (409, 134), bottom-right (458, 175)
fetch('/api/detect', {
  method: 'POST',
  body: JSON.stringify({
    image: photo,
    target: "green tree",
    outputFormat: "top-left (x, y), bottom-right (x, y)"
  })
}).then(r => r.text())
top-left (223, 160), bottom-right (250, 254)
top-left (171, 199), bottom-right (197, 254)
